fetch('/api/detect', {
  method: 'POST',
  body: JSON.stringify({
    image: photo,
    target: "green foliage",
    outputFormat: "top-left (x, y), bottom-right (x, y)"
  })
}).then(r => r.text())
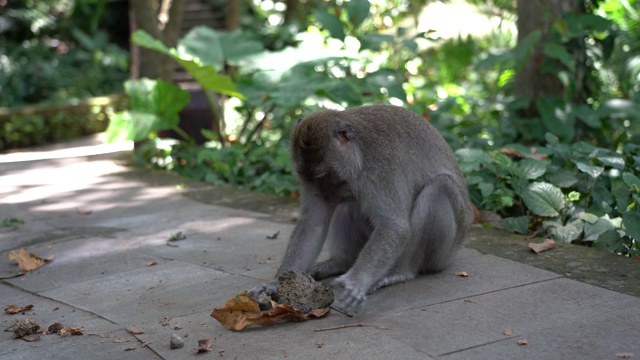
top-left (457, 136), bottom-right (640, 256)
top-left (0, 1), bottom-right (129, 108)
top-left (107, 0), bottom-right (640, 257)
top-left (105, 79), bottom-right (190, 142)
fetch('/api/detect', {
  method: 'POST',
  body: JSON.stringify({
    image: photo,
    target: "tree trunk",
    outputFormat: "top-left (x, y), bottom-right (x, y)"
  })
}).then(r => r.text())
top-left (129, 0), bottom-right (186, 81)
top-left (514, 0), bottom-right (582, 105)
top-left (226, 0), bottom-right (240, 30)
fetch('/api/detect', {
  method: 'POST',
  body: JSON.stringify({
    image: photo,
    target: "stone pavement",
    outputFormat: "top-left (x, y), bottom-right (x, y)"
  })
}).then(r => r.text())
top-left (1, 136), bottom-right (639, 360)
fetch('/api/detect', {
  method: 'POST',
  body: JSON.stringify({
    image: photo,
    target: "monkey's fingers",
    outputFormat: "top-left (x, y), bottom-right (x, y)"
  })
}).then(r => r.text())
top-left (247, 281), bottom-right (278, 300)
top-left (334, 287), bottom-right (367, 315)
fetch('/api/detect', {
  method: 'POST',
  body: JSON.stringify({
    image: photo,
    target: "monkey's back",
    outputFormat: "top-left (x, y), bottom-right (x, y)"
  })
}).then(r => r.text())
top-left (340, 104), bottom-right (460, 177)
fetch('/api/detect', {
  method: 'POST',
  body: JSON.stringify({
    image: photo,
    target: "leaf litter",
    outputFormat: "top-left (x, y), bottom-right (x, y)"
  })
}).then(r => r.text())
top-left (6, 248), bottom-right (53, 272)
top-left (211, 290), bottom-right (330, 331)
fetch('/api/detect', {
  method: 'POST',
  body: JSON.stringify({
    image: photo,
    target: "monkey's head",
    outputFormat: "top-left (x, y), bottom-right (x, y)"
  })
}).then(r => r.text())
top-left (291, 110), bottom-right (361, 203)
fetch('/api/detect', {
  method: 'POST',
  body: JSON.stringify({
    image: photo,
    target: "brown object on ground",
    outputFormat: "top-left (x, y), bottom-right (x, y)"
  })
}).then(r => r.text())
top-left (276, 269), bottom-right (334, 313)
top-left (211, 291), bottom-right (330, 331)
top-left (12, 319), bottom-right (41, 339)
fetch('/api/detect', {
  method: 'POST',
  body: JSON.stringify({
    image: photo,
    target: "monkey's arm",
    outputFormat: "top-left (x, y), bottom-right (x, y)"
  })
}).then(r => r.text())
top-left (248, 184), bottom-right (334, 300)
top-left (333, 214), bottom-right (410, 313)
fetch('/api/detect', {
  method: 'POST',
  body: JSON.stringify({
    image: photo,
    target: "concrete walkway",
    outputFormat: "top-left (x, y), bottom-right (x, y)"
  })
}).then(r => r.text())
top-left (1, 136), bottom-right (639, 359)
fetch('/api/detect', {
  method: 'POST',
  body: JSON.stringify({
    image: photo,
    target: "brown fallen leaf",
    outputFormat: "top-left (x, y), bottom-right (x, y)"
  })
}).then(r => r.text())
top-left (76, 208), bottom-right (93, 216)
top-left (129, 326), bottom-right (144, 334)
top-left (454, 271), bottom-right (469, 277)
top-left (59, 326), bottom-right (84, 336)
top-left (211, 290), bottom-right (330, 331)
top-left (43, 322), bottom-right (64, 335)
top-left (315, 340), bottom-right (325, 348)
top-left (124, 346), bottom-right (136, 351)
top-left (4, 304), bottom-right (34, 314)
top-left (503, 329), bottom-right (513, 336)
top-left (195, 339), bottom-right (213, 353)
top-left (7, 248), bottom-right (53, 271)
top-left (517, 339), bottom-right (528, 345)
top-left (616, 352), bottom-right (634, 358)
top-left (146, 261), bottom-right (158, 267)
top-left (114, 338), bottom-right (132, 343)
top-left (529, 238), bottom-right (556, 254)
top-left (22, 333), bottom-right (41, 342)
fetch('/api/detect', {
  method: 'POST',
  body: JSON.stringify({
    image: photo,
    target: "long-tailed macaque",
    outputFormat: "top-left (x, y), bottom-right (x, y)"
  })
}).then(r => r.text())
top-left (249, 104), bottom-right (473, 314)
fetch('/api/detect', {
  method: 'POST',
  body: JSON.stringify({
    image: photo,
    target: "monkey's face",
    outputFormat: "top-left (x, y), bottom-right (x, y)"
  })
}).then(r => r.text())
top-left (291, 111), bottom-right (352, 203)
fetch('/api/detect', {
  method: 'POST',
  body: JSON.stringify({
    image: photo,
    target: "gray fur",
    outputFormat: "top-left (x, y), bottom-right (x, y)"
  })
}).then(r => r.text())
top-left (248, 104), bottom-right (473, 315)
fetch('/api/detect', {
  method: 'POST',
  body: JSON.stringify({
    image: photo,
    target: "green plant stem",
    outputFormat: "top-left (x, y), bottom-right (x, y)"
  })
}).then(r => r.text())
top-left (172, 126), bottom-right (192, 142)
top-left (204, 90), bottom-right (226, 146)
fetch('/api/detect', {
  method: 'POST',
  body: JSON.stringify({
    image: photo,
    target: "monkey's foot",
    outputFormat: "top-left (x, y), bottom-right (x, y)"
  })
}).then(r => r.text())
top-left (331, 275), bottom-right (367, 315)
top-left (248, 281), bottom-right (278, 310)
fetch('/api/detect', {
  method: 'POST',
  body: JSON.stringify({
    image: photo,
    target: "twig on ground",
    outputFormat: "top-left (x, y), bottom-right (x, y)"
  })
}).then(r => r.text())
top-left (314, 323), bottom-right (389, 332)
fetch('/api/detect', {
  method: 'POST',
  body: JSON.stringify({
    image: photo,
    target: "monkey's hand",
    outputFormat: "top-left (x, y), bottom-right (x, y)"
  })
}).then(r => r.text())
top-left (331, 275), bottom-right (367, 315)
top-left (248, 281), bottom-right (279, 310)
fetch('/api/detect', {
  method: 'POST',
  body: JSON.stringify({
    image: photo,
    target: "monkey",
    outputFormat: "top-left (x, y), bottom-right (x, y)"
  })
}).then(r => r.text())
top-left (248, 104), bottom-right (473, 314)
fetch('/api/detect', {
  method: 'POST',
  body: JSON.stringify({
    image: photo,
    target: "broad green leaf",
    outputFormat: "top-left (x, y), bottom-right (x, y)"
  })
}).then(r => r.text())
top-left (345, 0), bottom-right (370, 30)
top-left (594, 228), bottom-right (622, 250)
top-left (105, 79), bottom-right (190, 143)
top-left (132, 30), bottom-right (244, 98)
top-left (584, 218), bottom-right (615, 241)
top-left (544, 219), bottom-right (584, 243)
top-left (579, 212), bottom-right (599, 224)
top-left (499, 216), bottom-right (531, 234)
top-left (515, 159), bottom-right (548, 180)
top-left (522, 182), bottom-right (565, 217)
top-left (314, 9), bottom-right (346, 40)
top-left (591, 149), bottom-right (625, 169)
top-left (622, 172), bottom-right (640, 189)
top-left (478, 182), bottom-right (495, 198)
top-left (622, 211), bottom-right (640, 240)
top-left (178, 26), bottom-right (224, 66)
top-left (612, 178), bottom-right (631, 210)
top-left (536, 95), bottom-right (575, 142)
top-left (542, 42), bottom-right (575, 72)
top-left (548, 169), bottom-right (579, 188)
top-left (575, 162), bottom-right (604, 178)
top-left (574, 104), bottom-right (601, 128)
top-left (131, 30), bottom-right (170, 54)
top-left (218, 29), bottom-right (264, 63)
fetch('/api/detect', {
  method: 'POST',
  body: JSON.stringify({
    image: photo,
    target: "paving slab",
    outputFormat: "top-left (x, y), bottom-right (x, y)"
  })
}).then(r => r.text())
top-left (1, 136), bottom-right (639, 359)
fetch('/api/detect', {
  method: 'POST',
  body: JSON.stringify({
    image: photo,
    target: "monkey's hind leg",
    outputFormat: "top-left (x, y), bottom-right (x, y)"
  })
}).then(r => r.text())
top-left (369, 175), bottom-right (463, 293)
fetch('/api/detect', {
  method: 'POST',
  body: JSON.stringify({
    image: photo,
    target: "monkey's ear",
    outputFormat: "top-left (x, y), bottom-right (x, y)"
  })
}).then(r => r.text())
top-left (331, 120), bottom-right (355, 145)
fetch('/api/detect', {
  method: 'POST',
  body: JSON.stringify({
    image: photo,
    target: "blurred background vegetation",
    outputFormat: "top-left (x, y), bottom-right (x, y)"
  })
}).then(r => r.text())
top-left (1, 0), bottom-right (639, 257)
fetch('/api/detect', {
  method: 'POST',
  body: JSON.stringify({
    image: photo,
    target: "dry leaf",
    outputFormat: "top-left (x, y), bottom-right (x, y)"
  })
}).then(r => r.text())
top-left (454, 271), bottom-right (469, 277)
top-left (517, 339), bottom-right (528, 345)
top-left (59, 326), bottom-right (84, 336)
top-left (146, 261), bottom-right (158, 267)
top-left (7, 248), bottom-right (52, 271)
top-left (195, 339), bottom-right (213, 353)
top-left (503, 329), bottom-right (513, 336)
top-left (114, 338), bottom-right (131, 343)
top-left (76, 208), bottom-right (93, 216)
top-left (315, 340), bottom-right (325, 348)
top-left (211, 290), bottom-right (330, 331)
top-left (4, 304), bottom-right (34, 314)
top-left (129, 326), bottom-right (144, 334)
top-left (13, 319), bottom-right (41, 338)
top-left (22, 333), bottom-right (41, 342)
top-left (616, 353), bottom-right (634, 358)
top-left (43, 322), bottom-right (63, 335)
top-left (124, 347), bottom-right (136, 351)
top-left (529, 238), bottom-right (556, 254)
